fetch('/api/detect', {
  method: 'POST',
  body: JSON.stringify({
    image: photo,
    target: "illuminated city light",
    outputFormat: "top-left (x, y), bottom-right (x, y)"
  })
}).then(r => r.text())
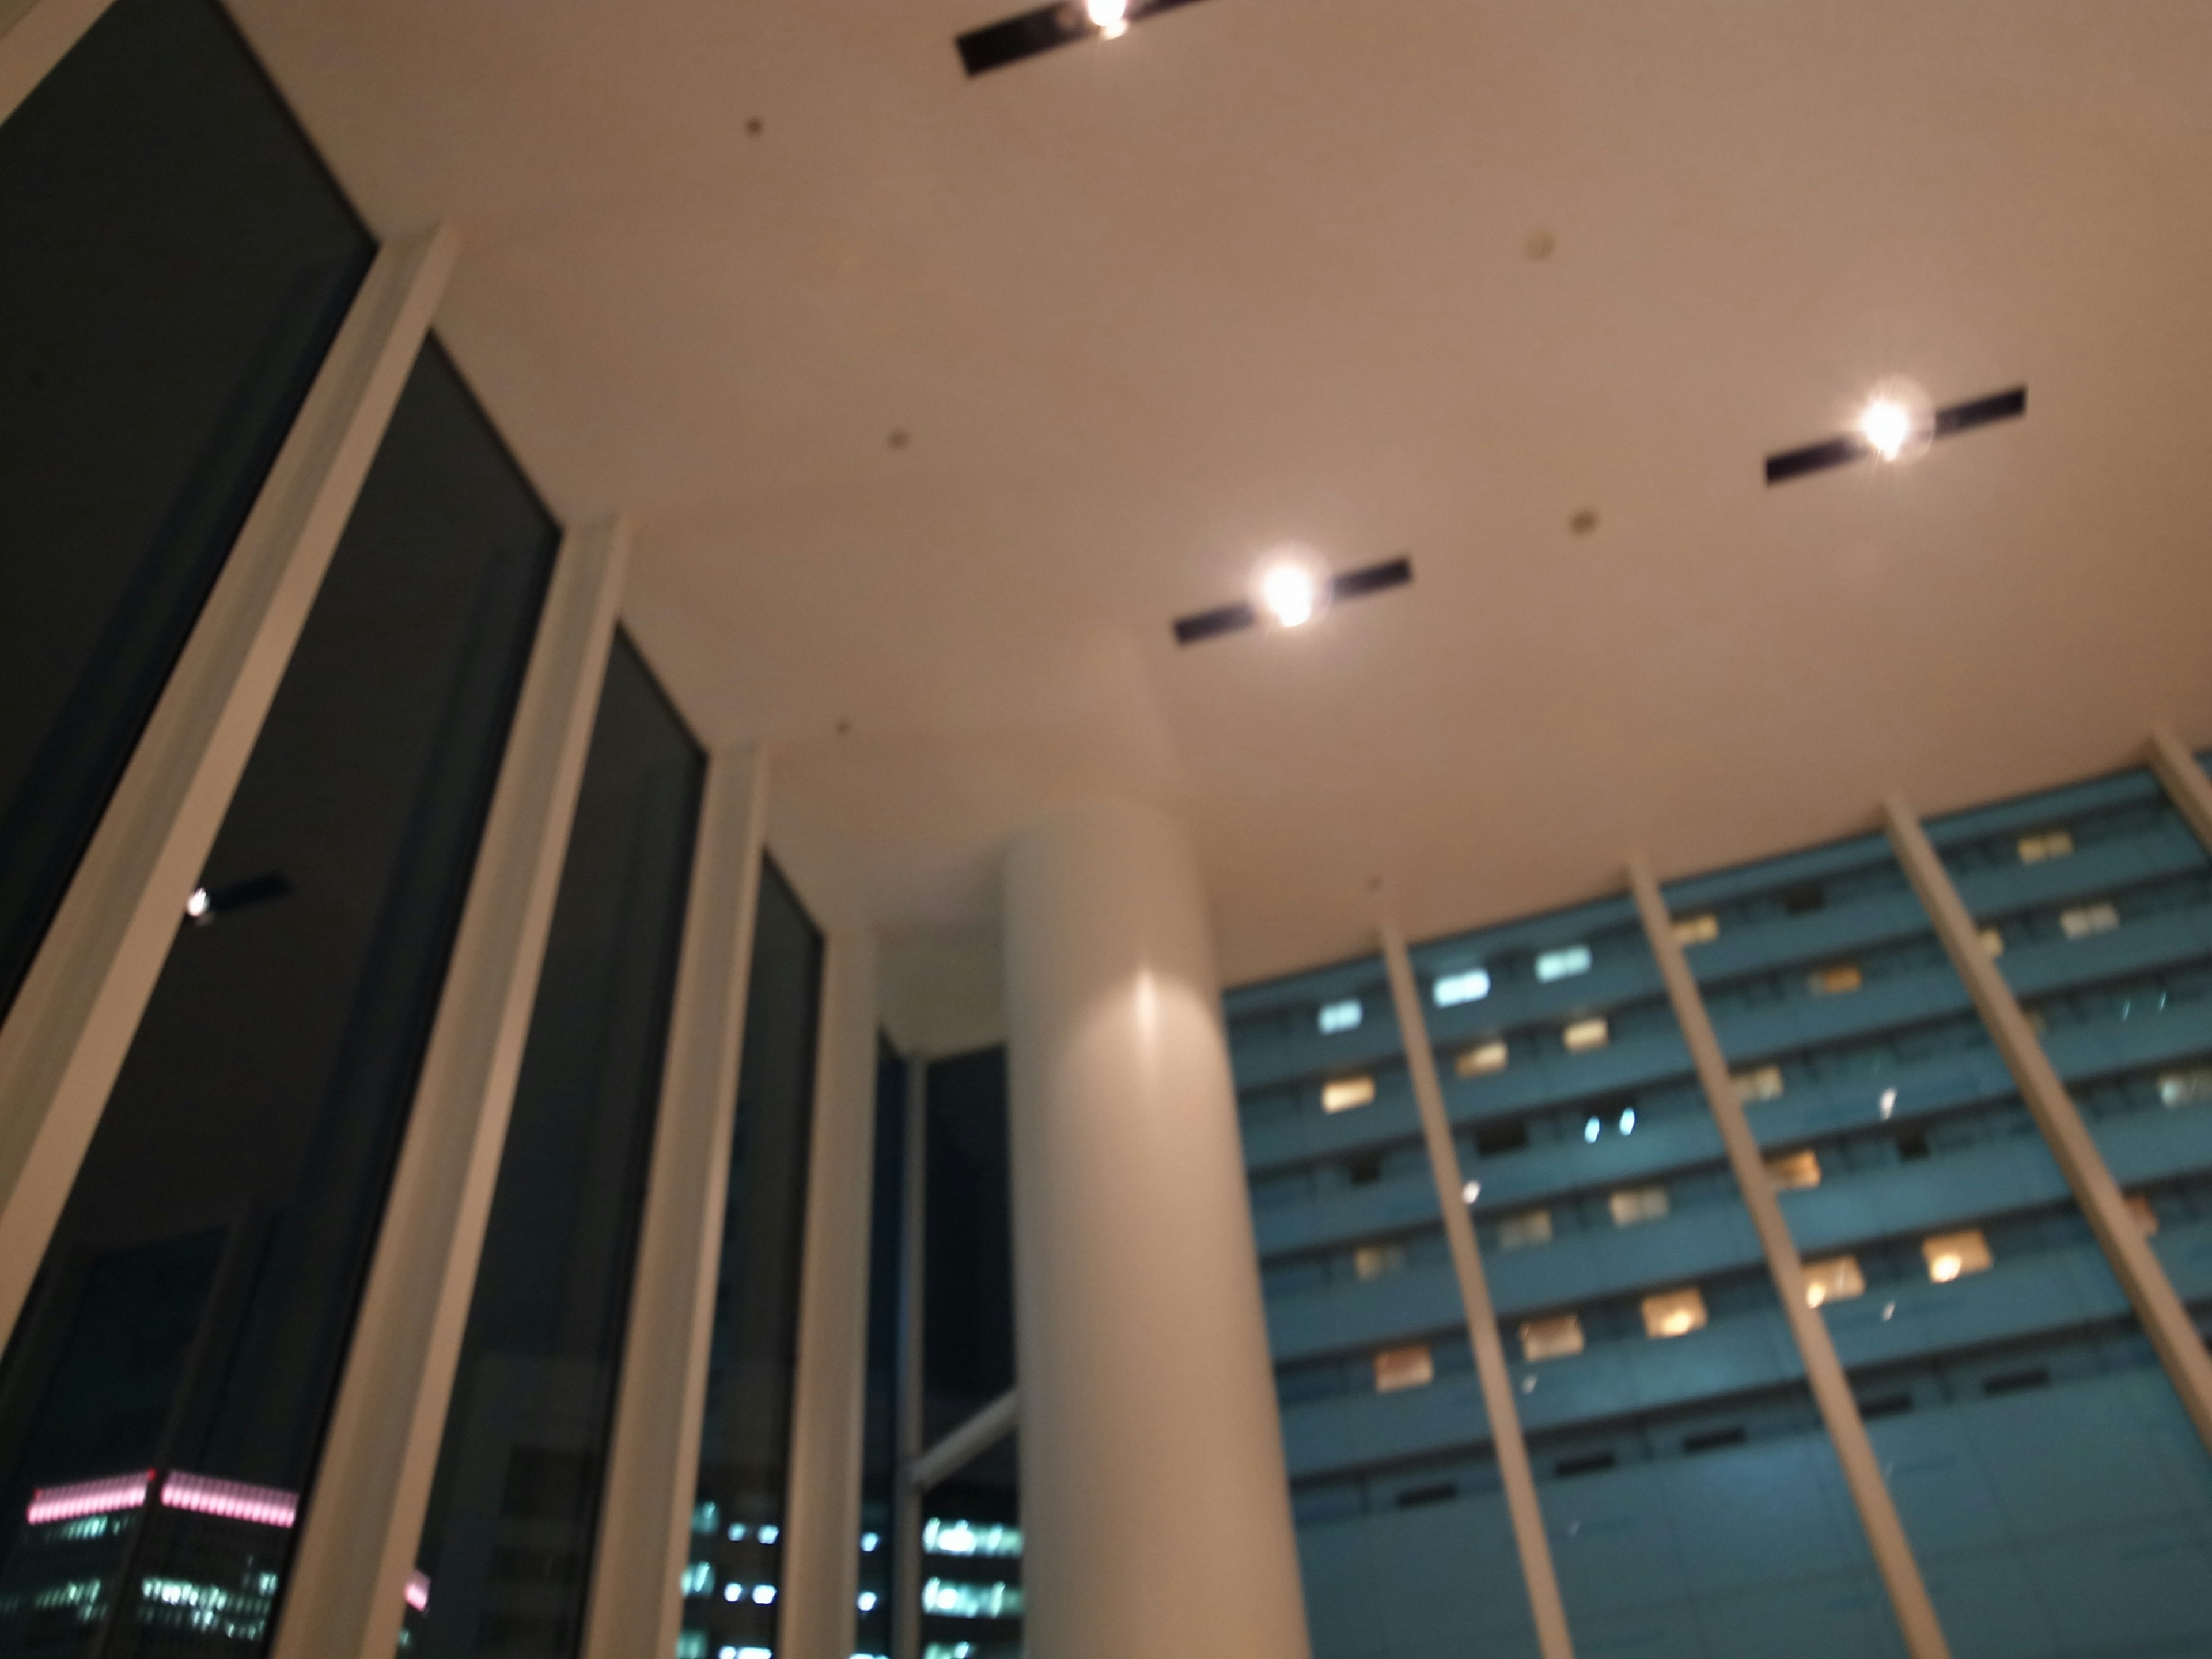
top-left (922, 1517), bottom-right (1023, 1557)
top-left (1582, 1117), bottom-right (1600, 1145)
top-left (861, 1531), bottom-right (880, 1552)
top-left (185, 887), bottom-right (210, 920)
top-left (725, 1583), bottom-right (744, 1602)
top-left (753, 1584), bottom-right (777, 1605)
top-left (161, 1471), bottom-right (297, 1529)
top-left (1086, 0), bottom-right (1130, 39)
top-left (1317, 997), bottom-right (1362, 1034)
top-left (1461, 1179), bottom-right (1481, 1205)
top-left (1251, 547), bottom-right (1331, 631)
top-left (27, 1471), bottom-right (151, 1525)
top-left (759, 1524), bottom-right (780, 1544)
top-left (923, 1578), bottom-right (1025, 1619)
top-left (1879, 1087), bottom-right (1897, 1119)
top-left (406, 1570), bottom-right (431, 1613)
top-left (1618, 1108), bottom-right (1636, 1135)
top-left (1434, 968), bottom-right (1491, 1007)
top-left (858, 1590), bottom-right (878, 1612)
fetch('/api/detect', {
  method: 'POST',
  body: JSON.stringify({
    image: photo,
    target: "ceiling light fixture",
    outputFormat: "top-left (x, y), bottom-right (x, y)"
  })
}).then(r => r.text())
top-left (956, 0), bottom-right (1214, 75)
top-left (1172, 554), bottom-right (1413, 646)
top-left (1765, 382), bottom-right (2024, 485)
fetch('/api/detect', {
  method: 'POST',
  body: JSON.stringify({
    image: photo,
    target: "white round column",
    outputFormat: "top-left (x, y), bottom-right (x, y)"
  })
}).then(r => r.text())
top-left (1002, 800), bottom-right (1311, 1659)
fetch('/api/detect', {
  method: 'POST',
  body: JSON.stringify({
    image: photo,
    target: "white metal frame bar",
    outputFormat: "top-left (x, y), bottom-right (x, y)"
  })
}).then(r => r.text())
top-left (1627, 859), bottom-right (1953, 1659)
top-left (0, 0), bottom-right (113, 126)
top-left (0, 225), bottom-right (456, 1354)
top-left (271, 520), bottom-right (629, 1659)
top-left (1885, 792), bottom-right (2212, 1452)
top-left (1378, 916), bottom-right (1575, 1659)
top-left (908, 1389), bottom-right (1018, 1494)
top-left (581, 745), bottom-right (771, 1659)
top-left (779, 927), bottom-right (884, 1659)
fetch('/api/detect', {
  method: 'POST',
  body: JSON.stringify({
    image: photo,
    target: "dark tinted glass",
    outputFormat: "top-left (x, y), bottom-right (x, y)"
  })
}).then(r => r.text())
top-left (916, 1049), bottom-right (1022, 1659)
top-left (854, 1039), bottom-right (908, 1659)
top-left (683, 862), bottom-right (824, 1657)
top-left (0, 0), bottom-right (372, 1017)
top-left (0, 342), bottom-right (556, 1656)
top-left (406, 634), bottom-right (703, 1658)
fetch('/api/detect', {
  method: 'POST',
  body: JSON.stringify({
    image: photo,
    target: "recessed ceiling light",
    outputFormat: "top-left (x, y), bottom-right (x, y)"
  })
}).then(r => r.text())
top-left (1171, 554), bottom-right (1414, 646)
top-left (956, 0), bottom-right (1215, 75)
top-left (1253, 547), bottom-right (1330, 630)
top-left (1766, 382), bottom-right (2024, 485)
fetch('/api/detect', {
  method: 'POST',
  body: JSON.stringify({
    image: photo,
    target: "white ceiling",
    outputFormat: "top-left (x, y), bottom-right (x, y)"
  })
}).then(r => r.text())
top-left (233, 0), bottom-right (2212, 1013)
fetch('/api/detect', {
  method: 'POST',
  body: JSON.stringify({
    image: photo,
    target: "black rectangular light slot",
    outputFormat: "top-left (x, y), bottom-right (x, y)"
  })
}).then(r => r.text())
top-left (1764, 384), bottom-right (2027, 486)
top-left (1170, 554), bottom-right (1414, 647)
top-left (958, 0), bottom-right (1214, 77)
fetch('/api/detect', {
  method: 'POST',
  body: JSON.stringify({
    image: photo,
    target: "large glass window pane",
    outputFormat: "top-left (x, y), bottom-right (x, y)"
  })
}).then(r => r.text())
top-left (1667, 817), bottom-right (2212, 1657)
top-left (404, 634), bottom-right (704, 1657)
top-left (854, 1040), bottom-right (908, 1659)
top-left (0, 342), bottom-right (557, 1656)
top-left (1230, 899), bottom-right (1899, 1659)
top-left (917, 1050), bottom-right (1020, 1659)
top-left (682, 864), bottom-right (823, 1659)
top-left (0, 0), bottom-right (372, 1017)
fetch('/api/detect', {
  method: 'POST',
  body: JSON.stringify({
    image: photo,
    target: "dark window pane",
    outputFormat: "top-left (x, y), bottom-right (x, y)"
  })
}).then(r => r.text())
top-left (854, 1039), bottom-right (908, 1659)
top-left (0, 342), bottom-right (556, 1656)
top-left (407, 634), bottom-right (704, 1658)
top-left (0, 0), bottom-right (372, 1017)
top-left (683, 863), bottom-right (823, 1656)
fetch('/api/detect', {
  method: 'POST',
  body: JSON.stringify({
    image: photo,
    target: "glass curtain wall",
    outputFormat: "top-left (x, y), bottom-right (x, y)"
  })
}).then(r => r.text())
top-left (1229, 903), bottom-right (1893, 1659)
top-left (853, 1040), bottom-right (908, 1659)
top-left (1661, 813), bottom-right (2212, 1655)
top-left (0, 342), bottom-right (558, 1656)
top-left (404, 635), bottom-right (705, 1657)
top-left (0, 0), bottom-right (372, 1018)
top-left (918, 1051), bottom-right (1021, 1659)
top-left (681, 865), bottom-right (824, 1659)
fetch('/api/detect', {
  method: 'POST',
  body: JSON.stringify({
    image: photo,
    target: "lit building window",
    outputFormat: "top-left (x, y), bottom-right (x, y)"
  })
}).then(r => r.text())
top-left (1321, 1075), bottom-right (1376, 1113)
top-left (681, 1562), bottom-right (714, 1596)
top-left (921, 1518), bottom-right (1022, 1558)
top-left (2127, 1194), bottom-right (2160, 1237)
top-left (1562, 1017), bottom-right (1609, 1053)
top-left (1317, 997), bottom-right (1362, 1035)
top-left (1673, 912), bottom-right (1719, 946)
top-left (692, 1501), bottom-right (719, 1535)
top-left (676, 1637), bottom-right (707, 1659)
top-left (1537, 944), bottom-right (1593, 982)
top-left (1456, 1040), bottom-right (1509, 1077)
top-left (1766, 1148), bottom-right (1821, 1190)
top-left (2017, 828), bottom-right (2075, 863)
top-left (1979, 926), bottom-right (2005, 957)
top-left (1809, 963), bottom-right (1863, 995)
top-left (1499, 1209), bottom-right (1553, 1251)
top-left (922, 1578), bottom-right (1024, 1619)
top-left (1732, 1065), bottom-right (1784, 1104)
top-left (1353, 1241), bottom-right (1408, 1281)
top-left (1434, 968), bottom-right (1491, 1007)
top-left (2159, 1066), bottom-right (2212, 1107)
top-left (1374, 1343), bottom-right (1435, 1393)
top-left (1801, 1254), bottom-right (1864, 1307)
top-left (1922, 1228), bottom-right (1993, 1283)
top-left (1608, 1185), bottom-right (1669, 1227)
top-left (1519, 1313), bottom-right (1585, 1362)
top-left (1641, 1287), bottom-right (1707, 1339)
top-left (2059, 901), bottom-right (2120, 939)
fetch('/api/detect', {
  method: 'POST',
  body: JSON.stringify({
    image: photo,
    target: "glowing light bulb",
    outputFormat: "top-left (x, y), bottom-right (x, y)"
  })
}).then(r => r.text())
top-left (1859, 398), bottom-right (1912, 461)
top-left (1086, 0), bottom-right (1130, 38)
top-left (1256, 559), bottom-right (1323, 628)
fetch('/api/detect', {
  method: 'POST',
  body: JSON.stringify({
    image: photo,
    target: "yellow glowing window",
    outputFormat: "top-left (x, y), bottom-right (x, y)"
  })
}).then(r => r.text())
top-left (1641, 1287), bottom-right (1707, 1339)
top-left (1809, 963), bottom-right (1863, 995)
top-left (2059, 901), bottom-right (2120, 940)
top-left (2018, 828), bottom-right (2074, 863)
top-left (1922, 1229), bottom-right (1993, 1284)
top-left (1322, 1075), bottom-right (1376, 1113)
top-left (1499, 1209), bottom-right (1553, 1251)
top-left (1801, 1254), bottom-right (1865, 1308)
top-left (1353, 1241), bottom-right (1408, 1281)
top-left (1732, 1065), bottom-right (1784, 1104)
top-left (1374, 1343), bottom-right (1435, 1393)
top-left (1765, 1149), bottom-right (1821, 1191)
top-left (1518, 1313), bottom-right (1585, 1362)
top-left (1456, 1040), bottom-right (1509, 1078)
top-left (1673, 912), bottom-right (1719, 946)
top-left (2126, 1194), bottom-right (2160, 1237)
top-left (1979, 926), bottom-right (2005, 957)
top-left (2160, 1066), bottom-right (2212, 1107)
top-left (1562, 1017), bottom-right (1610, 1054)
top-left (1608, 1185), bottom-right (1669, 1228)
